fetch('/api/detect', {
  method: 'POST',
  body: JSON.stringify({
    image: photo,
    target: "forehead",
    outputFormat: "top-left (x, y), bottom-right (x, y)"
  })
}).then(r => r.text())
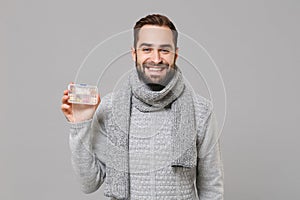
top-left (137, 25), bottom-right (174, 46)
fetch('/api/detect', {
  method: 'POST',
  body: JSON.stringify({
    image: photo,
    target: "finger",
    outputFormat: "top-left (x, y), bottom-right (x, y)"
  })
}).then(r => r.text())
top-left (61, 104), bottom-right (72, 114)
top-left (64, 89), bottom-right (68, 95)
top-left (61, 95), bottom-right (69, 104)
top-left (61, 103), bottom-right (70, 110)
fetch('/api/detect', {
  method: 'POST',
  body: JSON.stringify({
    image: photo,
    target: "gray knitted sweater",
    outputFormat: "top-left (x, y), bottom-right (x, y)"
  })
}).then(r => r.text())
top-left (69, 93), bottom-right (224, 200)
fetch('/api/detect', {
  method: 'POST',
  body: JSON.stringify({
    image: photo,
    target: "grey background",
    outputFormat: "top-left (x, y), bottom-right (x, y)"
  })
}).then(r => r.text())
top-left (1, 0), bottom-right (299, 199)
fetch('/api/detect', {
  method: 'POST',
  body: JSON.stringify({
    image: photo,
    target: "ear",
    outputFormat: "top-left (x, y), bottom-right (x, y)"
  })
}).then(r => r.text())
top-left (174, 47), bottom-right (179, 62)
top-left (131, 47), bottom-right (136, 62)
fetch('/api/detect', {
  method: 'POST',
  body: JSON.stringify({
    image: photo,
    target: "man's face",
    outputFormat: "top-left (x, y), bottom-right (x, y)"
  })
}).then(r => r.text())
top-left (132, 25), bottom-right (178, 86)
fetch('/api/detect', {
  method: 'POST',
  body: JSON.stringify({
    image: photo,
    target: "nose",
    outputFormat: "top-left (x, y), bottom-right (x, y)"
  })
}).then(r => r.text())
top-left (150, 49), bottom-right (162, 64)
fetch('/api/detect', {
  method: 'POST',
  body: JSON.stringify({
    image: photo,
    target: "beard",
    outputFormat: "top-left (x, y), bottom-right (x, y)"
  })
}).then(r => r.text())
top-left (135, 58), bottom-right (177, 91)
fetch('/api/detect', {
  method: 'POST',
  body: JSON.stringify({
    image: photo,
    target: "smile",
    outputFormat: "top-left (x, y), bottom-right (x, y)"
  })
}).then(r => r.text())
top-left (146, 67), bottom-right (165, 71)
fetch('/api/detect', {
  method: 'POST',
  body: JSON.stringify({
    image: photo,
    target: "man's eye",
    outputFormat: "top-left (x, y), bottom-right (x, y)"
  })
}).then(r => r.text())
top-left (160, 49), bottom-right (170, 54)
top-left (142, 48), bottom-right (151, 52)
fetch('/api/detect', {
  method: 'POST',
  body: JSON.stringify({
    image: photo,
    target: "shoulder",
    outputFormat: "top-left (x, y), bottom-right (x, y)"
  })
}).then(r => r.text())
top-left (193, 93), bottom-right (213, 117)
top-left (192, 93), bottom-right (213, 129)
top-left (95, 92), bottom-right (113, 120)
top-left (99, 92), bottom-right (113, 109)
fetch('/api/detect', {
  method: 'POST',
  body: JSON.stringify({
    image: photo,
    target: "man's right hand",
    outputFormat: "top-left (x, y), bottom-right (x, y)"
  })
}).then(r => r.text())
top-left (61, 87), bottom-right (101, 123)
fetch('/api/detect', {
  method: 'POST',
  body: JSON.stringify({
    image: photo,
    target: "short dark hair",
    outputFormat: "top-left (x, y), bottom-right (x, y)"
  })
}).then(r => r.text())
top-left (133, 14), bottom-right (178, 49)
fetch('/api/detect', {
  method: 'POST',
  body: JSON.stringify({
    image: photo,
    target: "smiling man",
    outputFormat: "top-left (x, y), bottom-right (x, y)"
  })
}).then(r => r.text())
top-left (62, 14), bottom-right (224, 200)
top-left (133, 24), bottom-right (178, 88)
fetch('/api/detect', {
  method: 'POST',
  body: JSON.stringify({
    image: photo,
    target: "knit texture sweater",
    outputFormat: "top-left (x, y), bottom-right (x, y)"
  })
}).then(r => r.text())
top-left (69, 92), bottom-right (224, 199)
top-left (128, 100), bottom-right (196, 199)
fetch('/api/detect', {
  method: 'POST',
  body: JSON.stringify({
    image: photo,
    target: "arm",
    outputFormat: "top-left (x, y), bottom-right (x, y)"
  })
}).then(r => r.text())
top-left (61, 86), bottom-right (108, 193)
top-left (196, 112), bottom-right (224, 199)
top-left (67, 94), bottom-right (110, 194)
top-left (69, 117), bottom-right (106, 194)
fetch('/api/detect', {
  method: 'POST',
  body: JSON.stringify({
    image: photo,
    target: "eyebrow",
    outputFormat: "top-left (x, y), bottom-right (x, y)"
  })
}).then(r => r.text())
top-left (138, 43), bottom-right (173, 49)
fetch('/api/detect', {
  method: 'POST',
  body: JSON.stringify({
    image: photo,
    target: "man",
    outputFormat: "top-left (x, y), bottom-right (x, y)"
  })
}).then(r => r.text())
top-left (61, 14), bottom-right (224, 200)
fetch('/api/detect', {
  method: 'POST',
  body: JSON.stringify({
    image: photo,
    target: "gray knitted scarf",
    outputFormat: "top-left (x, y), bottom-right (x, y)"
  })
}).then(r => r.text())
top-left (104, 68), bottom-right (197, 199)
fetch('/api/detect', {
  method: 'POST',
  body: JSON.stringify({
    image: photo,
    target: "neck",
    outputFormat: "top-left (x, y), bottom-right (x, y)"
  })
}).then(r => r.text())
top-left (146, 83), bottom-right (165, 91)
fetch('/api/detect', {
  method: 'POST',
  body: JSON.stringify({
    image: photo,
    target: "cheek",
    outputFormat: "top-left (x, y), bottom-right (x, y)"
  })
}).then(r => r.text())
top-left (137, 55), bottom-right (149, 64)
top-left (164, 55), bottom-right (175, 64)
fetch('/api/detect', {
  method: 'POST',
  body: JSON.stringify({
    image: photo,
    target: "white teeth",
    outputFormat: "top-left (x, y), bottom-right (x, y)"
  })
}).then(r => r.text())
top-left (148, 67), bottom-right (162, 71)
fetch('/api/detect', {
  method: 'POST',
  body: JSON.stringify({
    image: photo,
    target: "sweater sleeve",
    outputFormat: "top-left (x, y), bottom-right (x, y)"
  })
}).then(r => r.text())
top-left (68, 96), bottom-right (110, 194)
top-left (196, 112), bottom-right (224, 200)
